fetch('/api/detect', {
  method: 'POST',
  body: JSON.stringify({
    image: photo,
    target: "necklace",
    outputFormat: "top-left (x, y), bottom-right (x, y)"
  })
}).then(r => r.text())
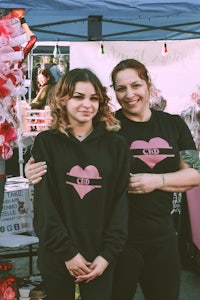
top-left (74, 127), bottom-right (94, 141)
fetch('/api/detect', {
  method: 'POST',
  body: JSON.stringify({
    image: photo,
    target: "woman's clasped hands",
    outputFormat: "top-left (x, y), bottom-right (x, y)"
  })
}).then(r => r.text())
top-left (65, 253), bottom-right (109, 283)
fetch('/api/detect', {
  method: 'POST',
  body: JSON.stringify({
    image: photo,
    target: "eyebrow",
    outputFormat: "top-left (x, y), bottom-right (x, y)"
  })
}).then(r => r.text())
top-left (118, 80), bottom-right (140, 85)
top-left (73, 91), bottom-right (98, 96)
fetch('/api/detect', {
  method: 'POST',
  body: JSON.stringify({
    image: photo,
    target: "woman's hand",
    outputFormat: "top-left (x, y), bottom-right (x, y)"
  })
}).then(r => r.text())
top-left (128, 173), bottom-right (163, 194)
top-left (65, 253), bottom-right (92, 278)
top-left (24, 157), bottom-right (47, 184)
top-left (75, 256), bottom-right (109, 283)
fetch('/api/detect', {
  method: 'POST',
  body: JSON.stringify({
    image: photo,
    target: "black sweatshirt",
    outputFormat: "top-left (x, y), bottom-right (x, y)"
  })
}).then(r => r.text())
top-left (32, 122), bottom-right (130, 263)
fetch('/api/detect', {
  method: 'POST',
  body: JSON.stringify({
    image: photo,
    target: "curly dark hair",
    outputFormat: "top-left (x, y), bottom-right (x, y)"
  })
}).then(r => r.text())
top-left (48, 68), bottom-right (120, 133)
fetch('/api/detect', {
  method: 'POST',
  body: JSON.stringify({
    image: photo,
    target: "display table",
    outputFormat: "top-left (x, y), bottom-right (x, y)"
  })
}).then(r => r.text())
top-left (0, 234), bottom-right (38, 248)
top-left (0, 234), bottom-right (39, 275)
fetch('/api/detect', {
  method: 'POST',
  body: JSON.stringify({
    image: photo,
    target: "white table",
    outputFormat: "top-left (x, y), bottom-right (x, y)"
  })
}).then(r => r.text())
top-left (0, 234), bottom-right (39, 275)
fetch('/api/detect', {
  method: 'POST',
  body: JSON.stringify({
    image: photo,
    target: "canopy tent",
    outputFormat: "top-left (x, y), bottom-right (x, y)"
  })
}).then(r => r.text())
top-left (1, 0), bottom-right (200, 41)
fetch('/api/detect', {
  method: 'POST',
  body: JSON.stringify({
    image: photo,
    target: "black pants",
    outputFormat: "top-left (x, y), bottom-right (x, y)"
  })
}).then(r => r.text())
top-left (38, 249), bottom-right (114, 300)
top-left (111, 234), bottom-right (181, 300)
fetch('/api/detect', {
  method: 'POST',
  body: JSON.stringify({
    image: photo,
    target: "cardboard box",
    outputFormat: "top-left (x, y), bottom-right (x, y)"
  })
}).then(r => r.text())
top-left (0, 177), bottom-right (33, 234)
top-left (30, 285), bottom-right (46, 299)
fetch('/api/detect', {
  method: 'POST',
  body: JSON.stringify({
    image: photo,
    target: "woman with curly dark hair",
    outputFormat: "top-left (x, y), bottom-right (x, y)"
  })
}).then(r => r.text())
top-left (30, 68), bottom-right (130, 300)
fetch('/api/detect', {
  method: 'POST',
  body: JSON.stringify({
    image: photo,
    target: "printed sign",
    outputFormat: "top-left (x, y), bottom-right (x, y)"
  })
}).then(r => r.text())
top-left (0, 177), bottom-right (33, 234)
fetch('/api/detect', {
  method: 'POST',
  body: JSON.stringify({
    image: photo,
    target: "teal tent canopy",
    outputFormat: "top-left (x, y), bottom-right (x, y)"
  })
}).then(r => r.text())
top-left (1, 0), bottom-right (200, 41)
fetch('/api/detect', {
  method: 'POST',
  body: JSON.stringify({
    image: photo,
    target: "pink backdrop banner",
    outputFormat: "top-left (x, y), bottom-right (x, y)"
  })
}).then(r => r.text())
top-left (186, 186), bottom-right (200, 250)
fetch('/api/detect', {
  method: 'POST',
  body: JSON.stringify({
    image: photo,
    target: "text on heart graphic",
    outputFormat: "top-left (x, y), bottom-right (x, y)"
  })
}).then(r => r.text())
top-left (130, 137), bottom-right (174, 168)
top-left (66, 165), bottom-right (102, 199)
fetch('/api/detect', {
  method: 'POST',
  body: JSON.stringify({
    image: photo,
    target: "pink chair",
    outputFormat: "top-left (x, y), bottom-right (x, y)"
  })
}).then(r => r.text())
top-left (186, 186), bottom-right (200, 250)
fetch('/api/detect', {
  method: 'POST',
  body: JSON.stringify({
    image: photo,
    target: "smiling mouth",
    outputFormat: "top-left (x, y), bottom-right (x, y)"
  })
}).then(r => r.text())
top-left (80, 111), bottom-right (92, 115)
top-left (126, 99), bottom-right (139, 105)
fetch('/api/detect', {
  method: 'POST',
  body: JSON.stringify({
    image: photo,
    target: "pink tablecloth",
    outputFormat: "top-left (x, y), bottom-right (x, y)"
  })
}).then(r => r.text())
top-left (186, 186), bottom-right (200, 250)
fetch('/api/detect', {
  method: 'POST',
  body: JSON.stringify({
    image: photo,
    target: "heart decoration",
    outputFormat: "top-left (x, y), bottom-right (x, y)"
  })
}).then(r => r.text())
top-left (66, 165), bottom-right (102, 199)
top-left (130, 137), bottom-right (174, 169)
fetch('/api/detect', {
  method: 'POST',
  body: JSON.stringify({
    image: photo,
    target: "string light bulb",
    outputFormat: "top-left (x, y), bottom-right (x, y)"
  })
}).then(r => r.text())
top-left (161, 42), bottom-right (168, 56)
top-left (53, 42), bottom-right (61, 58)
top-left (100, 41), bottom-right (104, 54)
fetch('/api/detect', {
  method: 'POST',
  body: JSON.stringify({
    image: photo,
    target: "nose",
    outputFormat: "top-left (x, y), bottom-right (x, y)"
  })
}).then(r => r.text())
top-left (82, 98), bottom-right (91, 107)
top-left (126, 87), bottom-right (135, 99)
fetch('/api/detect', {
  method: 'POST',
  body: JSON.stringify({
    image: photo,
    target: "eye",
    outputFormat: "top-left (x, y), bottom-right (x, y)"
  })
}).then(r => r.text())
top-left (90, 96), bottom-right (100, 101)
top-left (73, 95), bottom-right (83, 100)
top-left (116, 86), bottom-right (126, 92)
top-left (132, 84), bottom-right (141, 89)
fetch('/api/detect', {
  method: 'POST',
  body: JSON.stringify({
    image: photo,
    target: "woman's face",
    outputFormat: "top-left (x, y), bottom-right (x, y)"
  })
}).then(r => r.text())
top-left (64, 81), bottom-right (99, 126)
top-left (37, 74), bottom-right (49, 86)
top-left (114, 68), bottom-right (150, 120)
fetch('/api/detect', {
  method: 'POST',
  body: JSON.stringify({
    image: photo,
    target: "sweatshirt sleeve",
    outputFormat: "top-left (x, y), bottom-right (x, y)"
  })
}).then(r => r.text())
top-left (32, 133), bottom-right (79, 261)
top-left (99, 135), bottom-right (130, 263)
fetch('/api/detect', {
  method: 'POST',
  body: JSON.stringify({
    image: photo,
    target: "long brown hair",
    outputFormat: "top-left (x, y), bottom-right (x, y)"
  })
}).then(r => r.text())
top-left (49, 68), bottom-right (120, 133)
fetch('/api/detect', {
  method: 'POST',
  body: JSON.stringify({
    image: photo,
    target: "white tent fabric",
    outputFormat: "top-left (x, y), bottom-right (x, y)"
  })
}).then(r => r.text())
top-left (1, 0), bottom-right (200, 41)
top-left (70, 39), bottom-right (200, 115)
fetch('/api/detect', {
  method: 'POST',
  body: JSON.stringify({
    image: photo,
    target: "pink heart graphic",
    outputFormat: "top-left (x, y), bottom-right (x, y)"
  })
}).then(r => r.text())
top-left (66, 165), bottom-right (102, 199)
top-left (130, 137), bottom-right (174, 168)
